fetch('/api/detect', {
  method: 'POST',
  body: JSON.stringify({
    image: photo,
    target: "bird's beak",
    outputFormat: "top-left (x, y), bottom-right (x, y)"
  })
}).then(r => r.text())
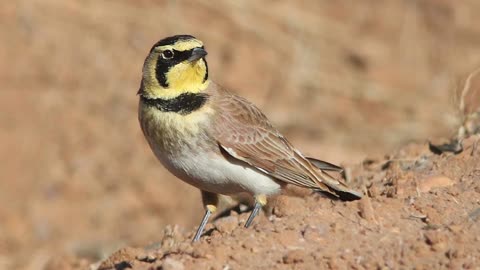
top-left (188, 47), bottom-right (208, 62)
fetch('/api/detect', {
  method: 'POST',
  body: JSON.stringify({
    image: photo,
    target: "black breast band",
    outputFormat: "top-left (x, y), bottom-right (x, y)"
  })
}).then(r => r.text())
top-left (141, 93), bottom-right (209, 115)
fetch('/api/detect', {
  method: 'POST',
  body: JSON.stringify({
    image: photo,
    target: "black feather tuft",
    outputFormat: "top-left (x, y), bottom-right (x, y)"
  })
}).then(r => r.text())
top-left (150, 35), bottom-right (197, 52)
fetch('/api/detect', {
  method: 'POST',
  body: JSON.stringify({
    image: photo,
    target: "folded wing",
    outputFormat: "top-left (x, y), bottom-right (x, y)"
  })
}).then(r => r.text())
top-left (212, 92), bottom-right (362, 200)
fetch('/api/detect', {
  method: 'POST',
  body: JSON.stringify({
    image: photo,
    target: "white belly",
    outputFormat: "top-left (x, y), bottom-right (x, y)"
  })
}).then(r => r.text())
top-left (140, 105), bottom-right (281, 196)
top-left (156, 148), bottom-right (282, 196)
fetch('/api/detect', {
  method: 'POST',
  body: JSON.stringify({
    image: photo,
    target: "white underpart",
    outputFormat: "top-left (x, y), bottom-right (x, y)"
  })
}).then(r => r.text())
top-left (152, 146), bottom-right (281, 196)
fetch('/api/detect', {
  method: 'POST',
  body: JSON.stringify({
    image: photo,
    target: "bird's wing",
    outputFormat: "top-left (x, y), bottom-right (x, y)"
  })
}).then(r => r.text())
top-left (212, 93), bottom-right (361, 199)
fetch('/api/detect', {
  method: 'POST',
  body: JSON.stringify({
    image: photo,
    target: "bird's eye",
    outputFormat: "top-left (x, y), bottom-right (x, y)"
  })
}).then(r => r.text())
top-left (162, 50), bottom-right (174, 59)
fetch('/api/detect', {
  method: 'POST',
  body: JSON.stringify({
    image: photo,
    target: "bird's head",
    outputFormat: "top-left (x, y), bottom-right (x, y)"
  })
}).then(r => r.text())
top-left (139, 35), bottom-right (209, 99)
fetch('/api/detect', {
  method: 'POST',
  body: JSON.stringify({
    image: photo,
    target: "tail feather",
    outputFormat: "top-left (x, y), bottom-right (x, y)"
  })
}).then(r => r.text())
top-left (319, 170), bottom-right (363, 200)
top-left (307, 157), bottom-right (363, 201)
top-left (306, 157), bottom-right (344, 172)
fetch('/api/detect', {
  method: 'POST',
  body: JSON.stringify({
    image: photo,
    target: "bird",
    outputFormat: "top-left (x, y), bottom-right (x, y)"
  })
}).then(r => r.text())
top-left (137, 34), bottom-right (362, 242)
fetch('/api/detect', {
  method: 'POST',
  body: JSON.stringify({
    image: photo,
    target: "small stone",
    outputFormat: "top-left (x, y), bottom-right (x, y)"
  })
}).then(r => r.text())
top-left (418, 175), bottom-right (454, 193)
top-left (412, 242), bottom-right (429, 256)
top-left (367, 184), bottom-right (379, 198)
top-left (424, 230), bottom-right (446, 246)
top-left (282, 250), bottom-right (305, 264)
top-left (136, 254), bottom-right (147, 261)
top-left (162, 257), bottom-right (184, 270)
top-left (423, 207), bottom-right (443, 225)
top-left (448, 224), bottom-right (463, 233)
top-left (177, 243), bottom-right (193, 255)
top-left (136, 252), bottom-right (157, 262)
top-left (447, 261), bottom-right (463, 269)
top-left (357, 197), bottom-right (376, 222)
top-left (302, 225), bottom-right (327, 242)
top-left (431, 242), bottom-right (448, 252)
top-left (468, 207), bottom-right (480, 221)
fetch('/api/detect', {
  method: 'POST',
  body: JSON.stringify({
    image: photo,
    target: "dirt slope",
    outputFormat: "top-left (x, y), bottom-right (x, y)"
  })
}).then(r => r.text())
top-left (45, 136), bottom-right (480, 270)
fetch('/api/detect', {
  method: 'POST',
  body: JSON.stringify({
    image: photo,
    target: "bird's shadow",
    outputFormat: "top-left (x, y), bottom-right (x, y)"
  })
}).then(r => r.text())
top-left (212, 204), bottom-right (247, 221)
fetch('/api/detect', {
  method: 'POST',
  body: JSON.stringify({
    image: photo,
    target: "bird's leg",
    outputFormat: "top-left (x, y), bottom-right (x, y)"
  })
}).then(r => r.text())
top-left (192, 207), bottom-right (213, 242)
top-left (244, 194), bottom-right (267, 228)
top-left (193, 191), bottom-right (218, 242)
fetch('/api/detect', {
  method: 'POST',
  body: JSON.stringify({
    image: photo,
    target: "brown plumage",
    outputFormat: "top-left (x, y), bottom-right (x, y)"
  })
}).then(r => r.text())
top-left (138, 35), bottom-right (362, 241)
top-left (208, 84), bottom-right (362, 200)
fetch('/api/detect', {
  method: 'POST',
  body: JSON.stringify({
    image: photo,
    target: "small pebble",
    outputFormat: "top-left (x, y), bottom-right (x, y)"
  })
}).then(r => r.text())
top-left (162, 257), bottom-right (184, 270)
top-left (418, 175), bottom-right (454, 193)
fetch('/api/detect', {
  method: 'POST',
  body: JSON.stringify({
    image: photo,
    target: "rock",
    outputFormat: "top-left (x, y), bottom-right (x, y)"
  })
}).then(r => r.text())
top-left (302, 225), bottom-right (328, 242)
top-left (162, 257), bottom-right (184, 270)
top-left (357, 197), bottom-right (376, 222)
top-left (418, 175), bottom-right (454, 193)
top-left (367, 184), bottom-right (380, 198)
top-left (468, 207), bottom-right (480, 221)
top-left (422, 206), bottom-right (443, 225)
top-left (424, 230), bottom-right (447, 247)
top-left (135, 252), bottom-right (157, 263)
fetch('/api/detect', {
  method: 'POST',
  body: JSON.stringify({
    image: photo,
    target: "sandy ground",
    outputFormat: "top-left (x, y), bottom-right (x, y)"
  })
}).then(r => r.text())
top-left (1, 0), bottom-right (480, 269)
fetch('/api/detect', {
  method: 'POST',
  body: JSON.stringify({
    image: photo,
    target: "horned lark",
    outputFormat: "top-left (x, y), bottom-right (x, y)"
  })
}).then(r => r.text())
top-left (138, 35), bottom-right (362, 242)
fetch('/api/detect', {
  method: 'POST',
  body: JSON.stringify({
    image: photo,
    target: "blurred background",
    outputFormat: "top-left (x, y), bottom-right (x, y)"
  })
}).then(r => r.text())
top-left (1, 0), bottom-right (479, 268)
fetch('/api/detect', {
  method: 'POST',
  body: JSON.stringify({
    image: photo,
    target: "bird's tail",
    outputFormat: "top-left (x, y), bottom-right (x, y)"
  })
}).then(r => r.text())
top-left (307, 157), bottom-right (363, 201)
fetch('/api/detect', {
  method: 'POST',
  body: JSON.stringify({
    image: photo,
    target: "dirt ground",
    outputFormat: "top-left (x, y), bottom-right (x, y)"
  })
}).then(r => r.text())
top-left (1, 0), bottom-right (480, 269)
top-left (49, 136), bottom-right (480, 270)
